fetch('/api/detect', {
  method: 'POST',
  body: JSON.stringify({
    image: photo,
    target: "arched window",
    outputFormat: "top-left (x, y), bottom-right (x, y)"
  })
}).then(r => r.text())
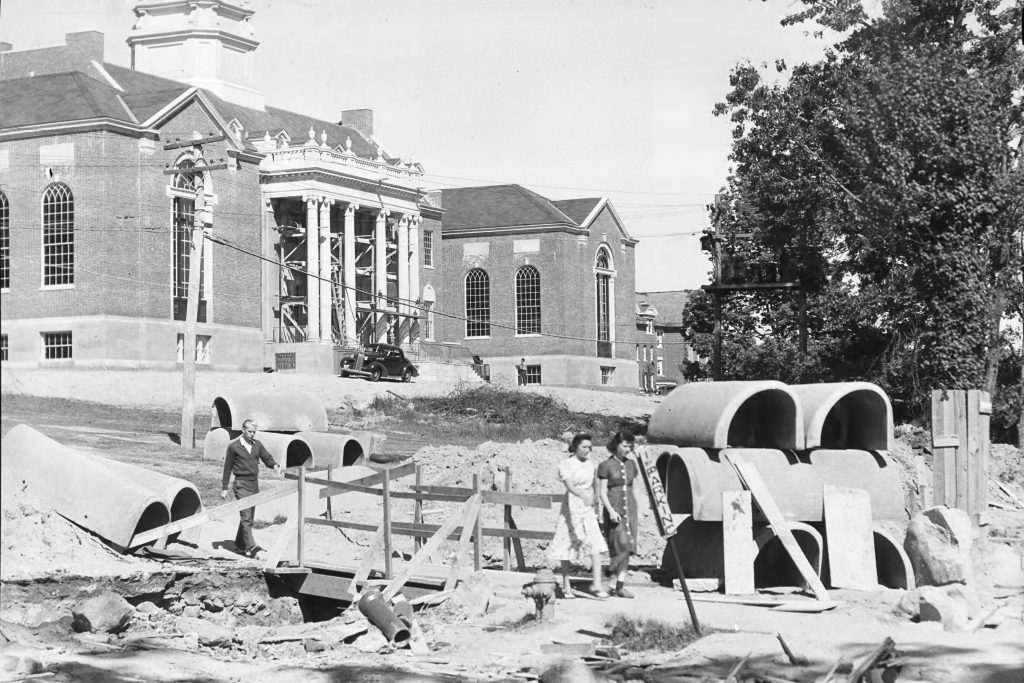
top-left (595, 246), bottom-right (614, 357)
top-left (41, 183), bottom-right (74, 286)
top-left (515, 265), bottom-right (541, 335)
top-left (0, 191), bottom-right (9, 290)
top-left (171, 160), bottom-right (205, 321)
top-left (464, 268), bottom-right (490, 338)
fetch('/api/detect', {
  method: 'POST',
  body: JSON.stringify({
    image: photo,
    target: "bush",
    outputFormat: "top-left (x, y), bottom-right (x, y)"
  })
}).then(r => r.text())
top-left (606, 615), bottom-right (704, 652)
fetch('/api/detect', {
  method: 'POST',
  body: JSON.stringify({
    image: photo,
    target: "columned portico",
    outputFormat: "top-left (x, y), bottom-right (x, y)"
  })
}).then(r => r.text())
top-left (304, 195), bottom-right (320, 342)
top-left (396, 214), bottom-right (410, 342)
top-left (343, 203), bottom-right (358, 345)
top-left (374, 210), bottom-right (389, 342)
top-left (318, 197), bottom-right (332, 342)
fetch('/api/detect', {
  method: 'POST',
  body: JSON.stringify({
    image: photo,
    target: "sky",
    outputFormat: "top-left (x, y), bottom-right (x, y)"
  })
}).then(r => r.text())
top-left (0, 0), bottom-right (834, 292)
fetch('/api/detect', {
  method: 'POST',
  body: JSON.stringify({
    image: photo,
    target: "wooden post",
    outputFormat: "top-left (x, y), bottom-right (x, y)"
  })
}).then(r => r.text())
top-left (413, 465), bottom-right (423, 554)
top-left (325, 465), bottom-right (334, 522)
top-left (180, 189), bottom-right (207, 451)
top-left (966, 390), bottom-right (990, 525)
top-left (473, 473), bottom-right (482, 572)
top-left (383, 467), bottom-right (393, 580)
top-left (503, 467), bottom-right (512, 572)
top-left (297, 466), bottom-right (306, 569)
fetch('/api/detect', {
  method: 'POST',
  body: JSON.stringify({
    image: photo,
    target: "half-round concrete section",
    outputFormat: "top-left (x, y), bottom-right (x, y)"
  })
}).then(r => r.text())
top-left (293, 432), bottom-right (366, 468)
top-left (873, 527), bottom-right (915, 589)
top-left (648, 381), bottom-right (803, 449)
top-left (809, 450), bottom-right (905, 521)
top-left (211, 393), bottom-right (328, 432)
top-left (86, 455), bottom-right (203, 522)
top-left (204, 428), bottom-right (301, 470)
top-left (790, 382), bottom-right (893, 451)
top-left (653, 446), bottom-right (822, 522)
top-left (661, 516), bottom-right (725, 581)
top-left (1, 425), bottom-right (170, 550)
top-left (754, 522), bottom-right (823, 589)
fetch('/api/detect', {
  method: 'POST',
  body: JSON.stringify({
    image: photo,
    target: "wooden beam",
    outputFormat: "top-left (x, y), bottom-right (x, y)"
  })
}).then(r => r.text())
top-left (382, 494), bottom-right (481, 602)
top-left (130, 482), bottom-right (297, 547)
top-left (445, 494), bottom-right (482, 591)
top-left (162, 134), bottom-right (227, 149)
top-left (162, 162), bottom-right (229, 174)
top-left (724, 456), bottom-right (829, 600)
top-left (306, 516), bottom-right (555, 541)
top-left (722, 490), bottom-right (755, 595)
top-left (348, 524), bottom-right (385, 596)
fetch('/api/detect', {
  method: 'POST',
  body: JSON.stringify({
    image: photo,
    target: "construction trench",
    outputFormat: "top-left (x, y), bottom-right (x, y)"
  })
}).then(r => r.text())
top-left (1, 384), bottom-right (1022, 681)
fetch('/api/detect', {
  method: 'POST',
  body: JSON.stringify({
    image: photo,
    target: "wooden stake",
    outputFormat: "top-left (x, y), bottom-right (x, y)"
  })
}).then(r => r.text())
top-left (503, 466), bottom-right (512, 572)
top-left (297, 465), bottom-right (306, 569)
top-left (445, 495), bottom-right (482, 591)
top-left (414, 465), bottom-right (424, 553)
top-left (383, 467), bottom-right (393, 580)
top-left (473, 473), bottom-right (482, 572)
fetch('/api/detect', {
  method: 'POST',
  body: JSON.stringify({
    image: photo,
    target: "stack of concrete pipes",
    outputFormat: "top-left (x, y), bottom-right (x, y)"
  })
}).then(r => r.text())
top-left (1, 424), bottom-right (202, 551)
top-left (649, 381), bottom-right (915, 591)
top-left (202, 392), bottom-right (380, 471)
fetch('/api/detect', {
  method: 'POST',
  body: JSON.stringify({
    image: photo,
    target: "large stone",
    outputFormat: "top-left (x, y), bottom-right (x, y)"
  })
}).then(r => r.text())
top-left (449, 570), bottom-right (493, 617)
top-left (72, 592), bottom-right (133, 634)
top-left (904, 506), bottom-right (973, 586)
top-left (176, 616), bottom-right (233, 647)
top-left (918, 586), bottom-right (970, 632)
top-left (541, 660), bottom-right (599, 683)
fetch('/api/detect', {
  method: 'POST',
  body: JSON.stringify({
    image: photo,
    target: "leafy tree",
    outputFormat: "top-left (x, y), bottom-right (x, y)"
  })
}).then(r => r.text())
top-left (697, 0), bottom-right (1024, 427)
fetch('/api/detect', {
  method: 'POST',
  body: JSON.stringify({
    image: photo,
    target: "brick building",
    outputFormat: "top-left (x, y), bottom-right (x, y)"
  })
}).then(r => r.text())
top-left (635, 290), bottom-right (698, 389)
top-left (0, 2), bottom-right (650, 388)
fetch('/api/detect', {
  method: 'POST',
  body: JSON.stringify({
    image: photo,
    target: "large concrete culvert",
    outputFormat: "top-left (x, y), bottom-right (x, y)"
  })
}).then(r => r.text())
top-left (211, 393), bottom-right (328, 432)
top-left (1, 425), bottom-right (171, 551)
top-left (753, 522), bottom-right (823, 589)
top-left (873, 527), bottom-right (915, 589)
top-left (648, 381), bottom-right (803, 449)
top-left (87, 455), bottom-right (204, 523)
top-left (791, 382), bottom-right (894, 451)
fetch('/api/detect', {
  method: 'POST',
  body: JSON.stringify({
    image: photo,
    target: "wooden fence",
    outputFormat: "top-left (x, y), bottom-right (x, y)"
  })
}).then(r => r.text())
top-left (931, 389), bottom-right (991, 525)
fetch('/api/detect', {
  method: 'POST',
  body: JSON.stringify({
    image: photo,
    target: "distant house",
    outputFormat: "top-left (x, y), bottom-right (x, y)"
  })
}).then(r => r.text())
top-left (635, 290), bottom-right (698, 388)
top-left (435, 185), bottom-right (643, 388)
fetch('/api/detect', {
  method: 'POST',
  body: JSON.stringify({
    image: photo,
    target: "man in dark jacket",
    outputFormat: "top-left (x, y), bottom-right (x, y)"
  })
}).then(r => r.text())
top-left (220, 419), bottom-right (282, 557)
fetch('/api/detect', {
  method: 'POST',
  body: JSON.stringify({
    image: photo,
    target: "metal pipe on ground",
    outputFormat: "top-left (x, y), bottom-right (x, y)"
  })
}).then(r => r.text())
top-left (211, 393), bottom-right (328, 432)
top-left (790, 382), bottom-right (894, 451)
top-left (648, 381), bottom-right (804, 450)
top-left (1, 425), bottom-right (170, 551)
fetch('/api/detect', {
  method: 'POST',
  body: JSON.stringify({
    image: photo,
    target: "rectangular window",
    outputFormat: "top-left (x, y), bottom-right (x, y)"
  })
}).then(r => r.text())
top-left (42, 186), bottom-right (74, 286)
top-left (42, 331), bottom-right (72, 360)
top-left (0, 193), bottom-right (9, 290)
top-left (657, 333), bottom-right (664, 348)
top-left (275, 352), bottom-right (296, 371)
top-left (176, 333), bottom-right (211, 364)
top-left (525, 364), bottom-right (541, 385)
top-left (1, 334), bottom-right (8, 362)
top-left (423, 230), bottom-right (433, 267)
top-left (172, 196), bottom-right (206, 321)
top-left (601, 366), bottom-right (615, 385)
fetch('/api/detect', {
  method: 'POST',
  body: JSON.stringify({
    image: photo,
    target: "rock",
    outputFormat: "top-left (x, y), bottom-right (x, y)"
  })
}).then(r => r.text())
top-left (181, 590), bottom-right (200, 607)
top-left (975, 541), bottom-right (1024, 589)
top-left (177, 616), bottom-right (233, 647)
top-left (918, 586), bottom-right (970, 631)
top-left (897, 588), bottom-right (922, 618)
top-left (944, 583), bottom-right (982, 618)
top-left (202, 598), bottom-right (224, 613)
top-left (303, 637), bottom-right (329, 652)
top-left (182, 605), bottom-right (202, 619)
top-left (135, 601), bottom-right (160, 615)
top-left (72, 592), bottom-right (133, 634)
top-left (22, 603), bottom-right (70, 628)
top-left (904, 506), bottom-right (973, 586)
top-left (541, 660), bottom-right (599, 683)
top-left (449, 571), bottom-right (493, 617)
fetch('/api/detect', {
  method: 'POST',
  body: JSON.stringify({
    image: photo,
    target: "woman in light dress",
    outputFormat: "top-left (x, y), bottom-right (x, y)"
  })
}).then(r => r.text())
top-left (546, 434), bottom-right (610, 599)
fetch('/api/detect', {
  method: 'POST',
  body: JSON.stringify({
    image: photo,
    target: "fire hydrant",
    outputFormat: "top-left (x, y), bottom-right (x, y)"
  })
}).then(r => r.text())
top-left (522, 568), bottom-right (559, 620)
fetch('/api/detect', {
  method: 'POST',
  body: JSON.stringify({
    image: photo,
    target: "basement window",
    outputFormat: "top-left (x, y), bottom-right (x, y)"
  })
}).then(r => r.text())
top-left (176, 333), bottom-right (212, 364)
top-left (601, 366), bottom-right (615, 385)
top-left (42, 331), bottom-right (72, 360)
top-left (525, 364), bottom-right (542, 385)
top-left (1, 334), bottom-right (8, 362)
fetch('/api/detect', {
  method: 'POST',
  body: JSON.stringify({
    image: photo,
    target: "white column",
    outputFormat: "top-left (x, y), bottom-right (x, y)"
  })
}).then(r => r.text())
top-left (343, 203), bottom-right (358, 345)
top-left (397, 214), bottom-right (410, 320)
top-left (318, 198), bottom-right (332, 342)
top-left (374, 209), bottom-right (389, 342)
top-left (407, 215), bottom-right (420, 306)
top-left (305, 195), bottom-right (319, 342)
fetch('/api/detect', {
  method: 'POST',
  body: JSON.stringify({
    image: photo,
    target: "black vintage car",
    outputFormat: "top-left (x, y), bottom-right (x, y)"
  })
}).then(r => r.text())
top-left (338, 343), bottom-right (418, 382)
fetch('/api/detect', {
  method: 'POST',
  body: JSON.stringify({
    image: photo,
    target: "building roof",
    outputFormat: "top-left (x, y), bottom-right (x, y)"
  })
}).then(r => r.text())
top-left (439, 184), bottom-right (581, 231)
top-left (636, 290), bottom-right (694, 327)
top-left (0, 72), bottom-right (136, 127)
top-left (551, 197), bottom-right (601, 224)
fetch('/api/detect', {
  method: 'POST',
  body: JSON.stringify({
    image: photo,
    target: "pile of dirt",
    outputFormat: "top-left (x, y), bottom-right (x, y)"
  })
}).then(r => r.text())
top-left (406, 438), bottom-right (664, 570)
top-left (0, 476), bottom-right (160, 581)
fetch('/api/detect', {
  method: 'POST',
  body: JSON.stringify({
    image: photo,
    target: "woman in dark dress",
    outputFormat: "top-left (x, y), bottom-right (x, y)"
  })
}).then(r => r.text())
top-left (597, 429), bottom-right (639, 598)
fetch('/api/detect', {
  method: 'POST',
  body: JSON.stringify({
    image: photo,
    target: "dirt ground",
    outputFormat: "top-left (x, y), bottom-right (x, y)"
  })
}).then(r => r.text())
top-left (1, 367), bottom-right (1023, 682)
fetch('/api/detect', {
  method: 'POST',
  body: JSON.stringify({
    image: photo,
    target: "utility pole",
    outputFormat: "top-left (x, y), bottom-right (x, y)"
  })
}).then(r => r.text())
top-left (181, 182), bottom-right (209, 450)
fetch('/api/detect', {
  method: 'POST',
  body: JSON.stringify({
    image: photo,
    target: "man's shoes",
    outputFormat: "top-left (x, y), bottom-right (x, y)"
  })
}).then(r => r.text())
top-left (248, 546), bottom-right (265, 558)
top-left (611, 586), bottom-right (634, 599)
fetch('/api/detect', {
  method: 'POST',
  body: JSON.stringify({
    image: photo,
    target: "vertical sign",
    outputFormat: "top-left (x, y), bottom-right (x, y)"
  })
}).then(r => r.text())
top-left (636, 446), bottom-right (678, 538)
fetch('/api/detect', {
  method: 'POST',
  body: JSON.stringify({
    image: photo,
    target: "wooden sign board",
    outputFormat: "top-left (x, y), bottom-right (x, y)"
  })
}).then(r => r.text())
top-left (636, 446), bottom-right (678, 538)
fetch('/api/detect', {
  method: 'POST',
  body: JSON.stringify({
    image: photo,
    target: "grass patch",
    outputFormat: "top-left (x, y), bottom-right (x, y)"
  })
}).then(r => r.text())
top-left (252, 514), bottom-right (288, 530)
top-left (605, 615), bottom-right (703, 652)
top-left (363, 384), bottom-right (646, 445)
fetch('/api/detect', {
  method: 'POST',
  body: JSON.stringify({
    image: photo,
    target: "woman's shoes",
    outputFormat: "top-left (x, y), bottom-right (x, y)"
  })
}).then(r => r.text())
top-left (589, 585), bottom-right (610, 600)
top-left (558, 585), bottom-right (576, 600)
top-left (610, 586), bottom-right (634, 599)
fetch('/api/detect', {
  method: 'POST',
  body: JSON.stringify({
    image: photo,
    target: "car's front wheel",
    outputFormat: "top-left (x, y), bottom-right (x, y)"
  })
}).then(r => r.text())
top-left (369, 367), bottom-right (382, 382)
top-left (401, 367), bottom-right (413, 382)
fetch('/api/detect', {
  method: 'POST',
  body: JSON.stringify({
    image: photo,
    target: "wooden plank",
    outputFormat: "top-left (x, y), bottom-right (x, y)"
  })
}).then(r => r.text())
top-left (383, 467), bottom-right (393, 579)
top-left (414, 466), bottom-right (424, 554)
top-left (967, 390), bottom-right (989, 524)
top-left (306, 517), bottom-right (554, 541)
top-left (503, 468), bottom-right (512, 572)
top-left (473, 474), bottom-right (482, 572)
top-left (349, 524), bottom-right (385, 596)
top-left (414, 484), bottom-right (566, 507)
top-left (822, 485), bottom-right (876, 589)
top-left (296, 466), bottom-right (306, 568)
top-left (725, 457), bottom-right (829, 601)
top-left (637, 447), bottom-right (679, 537)
top-left (297, 572), bottom-right (355, 602)
top-left (444, 494), bottom-right (482, 591)
top-left (130, 482), bottom-right (297, 547)
top-left (931, 390), bottom-right (956, 506)
top-left (382, 494), bottom-right (482, 602)
top-left (162, 133), bottom-right (227, 149)
top-left (953, 390), bottom-right (970, 512)
top-left (507, 513), bottom-right (527, 571)
top-left (722, 490), bottom-right (755, 595)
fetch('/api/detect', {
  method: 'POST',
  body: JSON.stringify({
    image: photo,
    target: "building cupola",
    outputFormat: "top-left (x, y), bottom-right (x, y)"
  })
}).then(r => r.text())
top-left (126, 0), bottom-right (265, 109)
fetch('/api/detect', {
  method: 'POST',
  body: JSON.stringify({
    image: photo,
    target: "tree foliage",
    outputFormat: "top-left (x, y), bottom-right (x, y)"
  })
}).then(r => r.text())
top-left (690, 0), bottom-right (1024, 434)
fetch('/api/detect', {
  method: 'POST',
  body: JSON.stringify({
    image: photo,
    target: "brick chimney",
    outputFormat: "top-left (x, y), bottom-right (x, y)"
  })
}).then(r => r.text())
top-left (0, 31), bottom-right (104, 81)
top-left (340, 109), bottom-right (373, 137)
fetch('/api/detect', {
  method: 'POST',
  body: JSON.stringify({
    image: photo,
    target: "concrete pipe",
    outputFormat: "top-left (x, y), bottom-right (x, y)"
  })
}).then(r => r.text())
top-left (211, 392), bottom-right (328, 432)
top-left (873, 527), bottom-right (915, 590)
top-left (791, 382), bottom-right (893, 451)
top-left (204, 428), bottom-right (299, 470)
top-left (648, 381), bottom-right (803, 449)
top-left (653, 446), bottom-right (822, 522)
top-left (292, 432), bottom-right (366, 468)
top-left (754, 522), bottom-right (823, 589)
top-left (1, 425), bottom-right (169, 551)
top-left (84, 454), bottom-right (203, 522)
top-left (661, 517), bottom-right (726, 581)
top-left (809, 450), bottom-right (905, 521)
